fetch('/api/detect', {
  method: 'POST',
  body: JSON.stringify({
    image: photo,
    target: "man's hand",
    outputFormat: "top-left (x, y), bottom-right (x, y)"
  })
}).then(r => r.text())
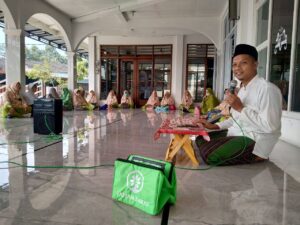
top-left (226, 93), bottom-right (244, 112)
top-left (198, 119), bottom-right (220, 130)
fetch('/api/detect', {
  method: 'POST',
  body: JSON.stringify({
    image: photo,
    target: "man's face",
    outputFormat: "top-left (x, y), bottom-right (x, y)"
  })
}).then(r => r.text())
top-left (232, 54), bottom-right (257, 83)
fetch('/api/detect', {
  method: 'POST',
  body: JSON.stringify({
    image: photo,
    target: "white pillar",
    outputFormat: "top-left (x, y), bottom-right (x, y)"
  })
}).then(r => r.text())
top-left (88, 36), bottom-right (97, 93)
top-left (67, 51), bottom-right (76, 91)
top-left (5, 28), bottom-right (26, 87)
top-left (236, 0), bottom-right (255, 45)
top-left (172, 35), bottom-right (184, 104)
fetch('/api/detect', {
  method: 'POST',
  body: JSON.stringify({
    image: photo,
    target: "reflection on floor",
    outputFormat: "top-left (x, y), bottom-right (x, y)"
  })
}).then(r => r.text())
top-left (0, 109), bottom-right (299, 225)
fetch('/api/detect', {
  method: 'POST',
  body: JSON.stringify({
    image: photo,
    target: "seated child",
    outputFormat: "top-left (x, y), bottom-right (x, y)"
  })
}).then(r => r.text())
top-left (106, 90), bottom-right (119, 109)
top-left (160, 91), bottom-right (176, 110)
top-left (144, 90), bottom-right (160, 110)
top-left (46, 87), bottom-right (60, 99)
top-left (86, 90), bottom-right (98, 108)
top-left (61, 87), bottom-right (73, 110)
top-left (73, 89), bottom-right (94, 110)
top-left (120, 90), bottom-right (134, 108)
top-left (179, 90), bottom-right (194, 113)
top-left (201, 88), bottom-right (220, 115)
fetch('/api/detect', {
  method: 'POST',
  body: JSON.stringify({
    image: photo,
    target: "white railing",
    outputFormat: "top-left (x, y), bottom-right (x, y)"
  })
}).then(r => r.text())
top-left (0, 78), bottom-right (6, 94)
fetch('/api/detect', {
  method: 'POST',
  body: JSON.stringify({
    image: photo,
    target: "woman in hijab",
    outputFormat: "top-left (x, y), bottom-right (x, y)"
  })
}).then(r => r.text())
top-left (120, 90), bottom-right (134, 109)
top-left (106, 90), bottom-right (118, 109)
top-left (86, 90), bottom-right (98, 108)
top-left (73, 89), bottom-right (94, 110)
top-left (144, 90), bottom-right (160, 110)
top-left (47, 87), bottom-right (60, 99)
top-left (160, 91), bottom-right (176, 110)
top-left (201, 88), bottom-right (220, 115)
top-left (61, 87), bottom-right (73, 110)
top-left (179, 90), bottom-right (194, 113)
top-left (0, 82), bottom-right (31, 118)
top-left (23, 83), bottom-right (38, 107)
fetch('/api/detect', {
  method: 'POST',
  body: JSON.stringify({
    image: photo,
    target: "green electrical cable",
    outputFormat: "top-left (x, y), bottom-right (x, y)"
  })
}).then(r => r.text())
top-left (2, 160), bottom-right (114, 169)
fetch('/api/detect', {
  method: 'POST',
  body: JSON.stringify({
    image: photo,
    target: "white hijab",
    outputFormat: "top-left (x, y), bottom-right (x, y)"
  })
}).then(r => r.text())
top-left (23, 83), bottom-right (37, 105)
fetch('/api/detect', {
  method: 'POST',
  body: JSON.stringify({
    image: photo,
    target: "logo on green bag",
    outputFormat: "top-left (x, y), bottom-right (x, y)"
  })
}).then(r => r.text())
top-left (127, 170), bottom-right (144, 193)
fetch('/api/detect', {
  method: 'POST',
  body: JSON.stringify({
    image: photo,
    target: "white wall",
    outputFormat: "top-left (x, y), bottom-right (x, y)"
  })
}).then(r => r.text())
top-left (281, 112), bottom-right (300, 147)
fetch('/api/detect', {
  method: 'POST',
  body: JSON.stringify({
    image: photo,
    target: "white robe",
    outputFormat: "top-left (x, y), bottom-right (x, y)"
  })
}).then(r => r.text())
top-left (216, 75), bottom-right (282, 159)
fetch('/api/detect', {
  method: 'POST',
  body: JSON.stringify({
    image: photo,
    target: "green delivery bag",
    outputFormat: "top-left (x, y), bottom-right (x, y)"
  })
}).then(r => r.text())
top-left (112, 155), bottom-right (176, 215)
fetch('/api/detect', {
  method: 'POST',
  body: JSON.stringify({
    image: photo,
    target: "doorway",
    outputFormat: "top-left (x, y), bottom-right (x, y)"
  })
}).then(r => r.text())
top-left (120, 59), bottom-right (153, 107)
top-left (100, 45), bottom-right (172, 107)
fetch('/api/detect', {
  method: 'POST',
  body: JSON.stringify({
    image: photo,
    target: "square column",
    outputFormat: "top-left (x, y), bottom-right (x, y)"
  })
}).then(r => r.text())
top-left (88, 36), bottom-right (97, 94)
top-left (172, 35), bottom-right (184, 104)
top-left (5, 28), bottom-right (26, 87)
top-left (67, 51), bottom-right (76, 91)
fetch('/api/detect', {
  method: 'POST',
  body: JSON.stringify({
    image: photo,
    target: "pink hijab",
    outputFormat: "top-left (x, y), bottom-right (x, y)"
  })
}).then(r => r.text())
top-left (161, 92), bottom-right (175, 106)
top-left (121, 90), bottom-right (133, 105)
top-left (146, 90), bottom-right (160, 106)
top-left (182, 90), bottom-right (193, 108)
top-left (73, 89), bottom-right (88, 107)
top-left (106, 90), bottom-right (118, 105)
top-left (86, 90), bottom-right (98, 104)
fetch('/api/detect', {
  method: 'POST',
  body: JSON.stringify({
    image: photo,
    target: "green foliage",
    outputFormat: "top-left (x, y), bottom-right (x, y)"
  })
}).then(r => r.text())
top-left (77, 57), bottom-right (88, 81)
top-left (27, 60), bottom-right (53, 82)
top-left (26, 45), bottom-right (67, 64)
top-left (26, 60), bottom-right (64, 87)
top-left (25, 44), bottom-right (68, 87)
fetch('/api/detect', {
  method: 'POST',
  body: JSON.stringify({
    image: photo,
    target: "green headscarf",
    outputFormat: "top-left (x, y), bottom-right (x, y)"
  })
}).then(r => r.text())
top-left (201, 88), bottom-right (220, 114)
top-left (61, 88), bottom-right (73, 110)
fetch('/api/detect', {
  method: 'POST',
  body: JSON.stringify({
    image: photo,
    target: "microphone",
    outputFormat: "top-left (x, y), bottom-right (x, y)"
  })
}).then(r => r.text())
top-left (229, 80), bottom-right (238, 94)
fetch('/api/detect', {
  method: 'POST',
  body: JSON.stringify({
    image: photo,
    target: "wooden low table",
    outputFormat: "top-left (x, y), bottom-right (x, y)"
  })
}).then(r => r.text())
top-left (155, 120), bottom-right (210, 165)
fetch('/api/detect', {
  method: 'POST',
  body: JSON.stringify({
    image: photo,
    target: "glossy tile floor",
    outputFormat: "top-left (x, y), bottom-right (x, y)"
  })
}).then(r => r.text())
top-left (0, 109), bottom-right (300, 225)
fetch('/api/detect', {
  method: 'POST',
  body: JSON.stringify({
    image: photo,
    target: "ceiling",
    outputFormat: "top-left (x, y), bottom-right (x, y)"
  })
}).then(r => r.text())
top-left (42, 0), bottom-right (227, 44)
top-left (44, 0), bottom-right (226, 20)
top-left (2, 0), bottom-right (227, 55)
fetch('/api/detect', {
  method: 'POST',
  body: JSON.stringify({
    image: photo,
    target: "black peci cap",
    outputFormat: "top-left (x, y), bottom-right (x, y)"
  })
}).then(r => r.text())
top-left (233, 44), bottom-right (258, 61)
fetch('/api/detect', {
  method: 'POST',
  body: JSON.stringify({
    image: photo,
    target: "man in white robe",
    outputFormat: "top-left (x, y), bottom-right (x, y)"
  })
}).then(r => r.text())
top-left (196, 44), bottom-right (282, 165)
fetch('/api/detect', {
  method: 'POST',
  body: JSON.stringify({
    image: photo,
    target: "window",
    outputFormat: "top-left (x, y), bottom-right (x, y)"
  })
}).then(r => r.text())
top-left (186, 44), bottom-right (216, 102)
top-left (257, 48), bottom-right (267, 79)
top-left (256, 0), bottom-right (269, 80)
top-left (154, 58), bottom-right (171, 98)
top-left (256, 1), bottom-right (269, 45)
top-left (269, 0), bottom-right (294, 110)
top-left (100, 59), bottom-right (117, 99)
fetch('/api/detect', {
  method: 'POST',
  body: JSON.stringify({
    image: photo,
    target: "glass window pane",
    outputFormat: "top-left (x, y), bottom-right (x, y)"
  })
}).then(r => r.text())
top-left (269, 0), bottom-right (294, 110)
top-left (187, 59), bottom-right (205, 102)
top-left (100, 59), bottom-right (117, 99)
top-left (154, 58), bottom-right (171, 98)
top-left (139, 62), bottom-right (153, 100)
top-left (137, 46), bottom-right (153, 55)
top-left (119, 46), bottom-right (136, 56)
top-left (256, 1), bottom-right (269, 45)
top-left (154, 45), bottom-right (172, 55)
top-left (101, 46), bottom-right (118, 56)
top-left (257, 48), bottom-right (267, 79)
top-left (120, 61), bottom-right (134, 96)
